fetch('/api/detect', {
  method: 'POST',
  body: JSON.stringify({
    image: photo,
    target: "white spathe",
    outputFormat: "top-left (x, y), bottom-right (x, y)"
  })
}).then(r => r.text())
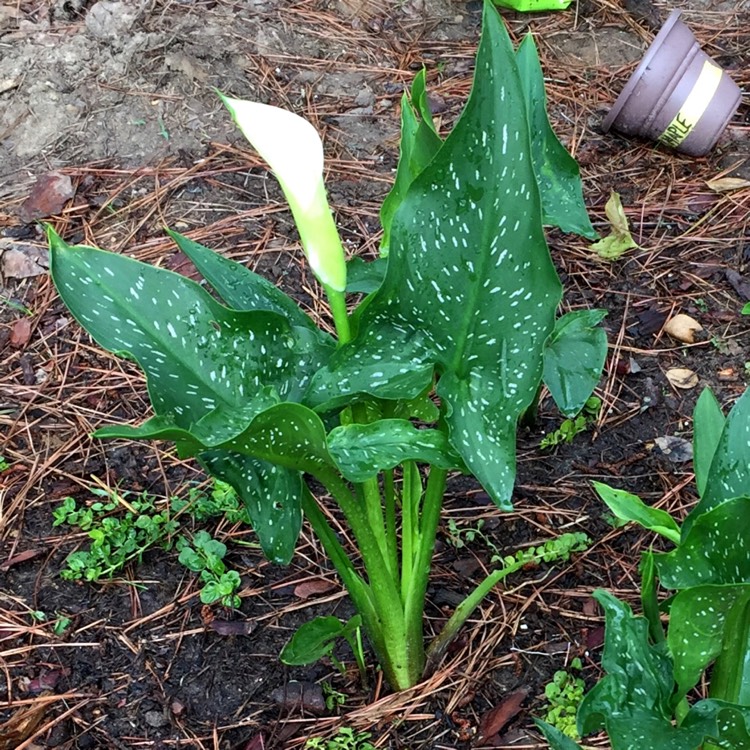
top-left (220, 94), bottom-right (347, 292)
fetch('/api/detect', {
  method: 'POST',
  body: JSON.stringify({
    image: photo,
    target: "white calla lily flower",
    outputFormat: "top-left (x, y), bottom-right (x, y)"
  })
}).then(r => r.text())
top-left (219, 93), bottom-right (347, 292)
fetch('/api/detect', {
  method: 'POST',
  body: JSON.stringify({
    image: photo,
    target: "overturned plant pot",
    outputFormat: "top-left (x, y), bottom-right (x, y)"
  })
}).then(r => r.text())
top-left (602, 9), bottom-right (742, 157)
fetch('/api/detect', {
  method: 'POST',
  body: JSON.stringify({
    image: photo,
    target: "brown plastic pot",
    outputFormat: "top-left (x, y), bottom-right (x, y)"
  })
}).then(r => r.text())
top-left (602, 10), bottom-right (742, 157)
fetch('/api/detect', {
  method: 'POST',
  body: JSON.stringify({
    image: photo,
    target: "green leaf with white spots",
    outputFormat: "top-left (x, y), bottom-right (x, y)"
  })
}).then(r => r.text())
top-left (167, 230), bottom-right (323, 334)
top-left (380, 68), bottom-right (442, 256)
top-left (95, 402), bottom-right (334, 476)
top-left (667, 584), bottom-right (750, 704)
top-left (709, 589), bottom-right (750, 705)
top-left (308, 3), bottom-right (562, 508)
top-left (592, 482), bottom-right (681, 544)
top-left (199, 450), bottom-right (303, 565)
top-left (327, 419), bottom-right (464, 483)
top-left (515, 35), bottom-right (598, 240)
top-left (692, 387), bottom-right (726, 499)
top-left (543, 310), bottom-right (607, 416)
top-left (48, 228), bottom-right (332, 427)
top-left (688, 388), bottom-right (750, 529)
top-left (654, 496), bottom-right (750, 589)
top-left (577, 591), bottom-right (676, 743)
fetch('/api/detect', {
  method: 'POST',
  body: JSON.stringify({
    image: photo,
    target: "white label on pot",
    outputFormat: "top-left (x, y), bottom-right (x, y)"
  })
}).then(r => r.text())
top-left (658, 61), bottom-right (723, 148)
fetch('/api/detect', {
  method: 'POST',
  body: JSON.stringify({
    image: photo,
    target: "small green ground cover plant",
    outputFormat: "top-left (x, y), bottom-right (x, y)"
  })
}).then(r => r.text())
top-left (176, 530), bottom-right (242, 607)
top-left (53, 487), bottom-right (179, 581)
top-left (0, 455), bottom-right (9, 472)
top-left (539, 386), bottom-right (750, 749)
top-left (48, 2), bottom-right (605, 690)
top-left (305, 728), bottom-right (375, 750)
top-left (541, 658), bottom-right (585, 739)
top-left (540, 396), bottom-right (601, 449)
top-left (53, 482), bottom-right (243, 606)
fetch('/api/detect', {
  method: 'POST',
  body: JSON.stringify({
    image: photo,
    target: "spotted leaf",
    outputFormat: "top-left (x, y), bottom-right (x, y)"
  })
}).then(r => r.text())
top-left (327, 419), bottom-right (464, 483)
top-left (96, 402), bottom-right (333, 477)
top-left (654, 496), bottom-right (750, 589)
top-left (167, 230), bottom-right (323, 334)
top-left (534, 720), bottom-right (583, 750)
top-left (199, 451), bottom-right (303, 565)
top-left (543, 310), bottom-right (607, 417)
top-left (515, 35), bottom-right (597, 239)
top-left (48, 228), bottom-right (332, 425)
top-left (667, 584), bottom-right (750, 704)
top-left (307, 3), bottom-right (562, 508)
top-left (692, 388), bottom-right (726, 500)
top-left (685, 388), bottom-right (750, 533)
top-left (380, 68), bottom-right (443, 256)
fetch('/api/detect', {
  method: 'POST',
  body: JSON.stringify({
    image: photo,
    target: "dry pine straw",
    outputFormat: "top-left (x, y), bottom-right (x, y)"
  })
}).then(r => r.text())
top-left (2, 0), bottom-right (750, 747)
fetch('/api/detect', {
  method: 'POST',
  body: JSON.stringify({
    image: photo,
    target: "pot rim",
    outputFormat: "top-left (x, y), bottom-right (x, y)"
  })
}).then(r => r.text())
top-left (602, 9), bottom-right (684, 133)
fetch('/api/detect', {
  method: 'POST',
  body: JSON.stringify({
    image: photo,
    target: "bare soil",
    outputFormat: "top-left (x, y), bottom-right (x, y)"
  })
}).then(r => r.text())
top-left (2, 1), bottom-right (750, 748)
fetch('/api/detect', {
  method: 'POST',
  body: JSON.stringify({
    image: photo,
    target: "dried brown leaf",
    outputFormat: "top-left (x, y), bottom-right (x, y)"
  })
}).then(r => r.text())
top-left (706, 177), bottom-right (750, 193)
top-left (10, 318), bottom-right (32, 348)
top-left (665, 367), bottom-right (699, 389)
top-left (478, 688), bottom-right (528, 741)
top-left (19, 171), bottom-right (75, 222)
top-left (663, 313), bottom-right (702, 344)
top-left (293, 578), bottom-right (336, 599)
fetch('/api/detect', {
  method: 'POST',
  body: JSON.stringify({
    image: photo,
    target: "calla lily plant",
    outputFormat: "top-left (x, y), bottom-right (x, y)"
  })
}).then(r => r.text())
top-left (48, 2), bottom-right (605, 691)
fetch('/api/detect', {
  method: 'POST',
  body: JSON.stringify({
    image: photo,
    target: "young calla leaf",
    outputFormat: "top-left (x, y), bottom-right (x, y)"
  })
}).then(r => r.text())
top-left (307, 3), bottom-right (562, 508)
top-left (688, 388), bottom-right (750, 530)
top-left (543, 310), bottom-right (607, 416)
top-left (327, 419), bottom-right (465, 483)
top-left (709, 590), bottom-right (750, 706)
top-left (654, 497), bottom-right (750, 589)
top-left (345, 256), bottom-right (388, 294)
top-left (534, 720), bottom-right (583, 750)
top-left (48, 228), bottom-right (332, 424)
top-left (167, 230), bottom-right (323, 333)
top-left (592, 482), bottom-right (681, 544)
top-left (200, 451), bottom-right (303, 565)
top-left (380, 68), bottom-right (443, 256)
top-left (280, 615), bottom-right (361, 665)
top-left (576, 591), bottom-right (705, 750)
top-left (667, 584), bottom-right (750, 705)
top-left (515, 35), bottom-right (597, 239)
top-left (692, 387), bottom-right (726, 499)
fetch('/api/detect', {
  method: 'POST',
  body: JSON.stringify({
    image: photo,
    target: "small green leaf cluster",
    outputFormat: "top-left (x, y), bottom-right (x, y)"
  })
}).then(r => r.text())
top-left (322, 682), bottom-right (347, 712)
top-left (742, 302), bottom-right (750, 315)
top-left (171, 480), bottom-right (249, 524)
top-left (304, 728), bottom-right (375, 750)
top-left (0, 455), bottom-right (9, 472)
top-left (540, 396), bottom-right (601, 450)
top-left (542, 659), bottom-right (585, 739)
top-left (54, 490), bottom-right (179, 581)
top-left (177, 531), bottom-right (241, 608)
top-left (492, 532), bottom-right (589, 568)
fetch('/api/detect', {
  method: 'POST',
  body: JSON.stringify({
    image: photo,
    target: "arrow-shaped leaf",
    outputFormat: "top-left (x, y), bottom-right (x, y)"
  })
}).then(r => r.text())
top-left (49, 228), bottom-right (332, 426)
top-left (308, 3), bottom-right (562, 508)
top-left (692, 387), bottom-right (726, 500)
top-left (543, 309), bottom-right (607, 416)
top-left (515, 34), bottom-right (597, 239)
top-left (687, 388), bottom-right (750, 530)
top-left (167, 230), bottom-right (323, 334)
top-left (655, 496), bottom-right (750, 588)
